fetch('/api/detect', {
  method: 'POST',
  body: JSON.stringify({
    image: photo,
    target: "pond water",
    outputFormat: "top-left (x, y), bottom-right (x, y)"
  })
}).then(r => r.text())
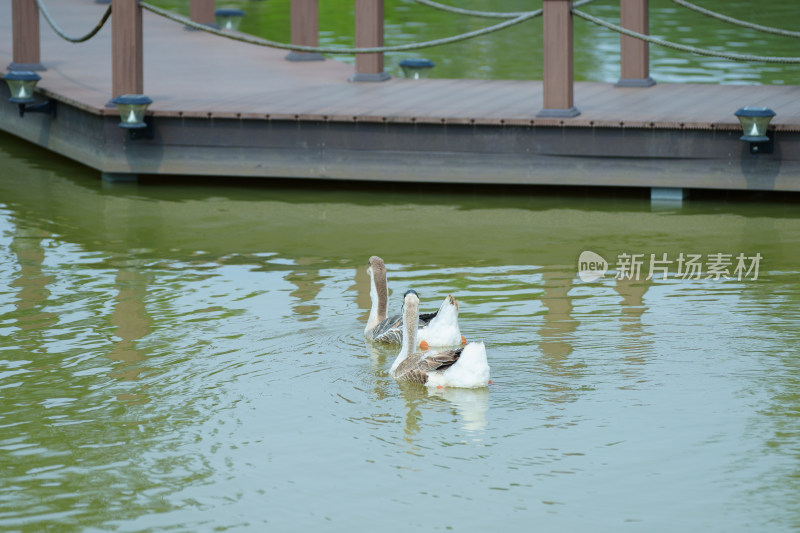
top-left (1, 130), bottom-right (800, 531)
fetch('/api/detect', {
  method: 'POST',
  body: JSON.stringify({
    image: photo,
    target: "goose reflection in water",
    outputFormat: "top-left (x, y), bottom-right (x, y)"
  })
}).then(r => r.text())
top-left (397, 381), bottom-right (490, 438)
top-left (364, 342), bottom-right (489, 436)
top-left (428, 386), bottom-right (490, 432)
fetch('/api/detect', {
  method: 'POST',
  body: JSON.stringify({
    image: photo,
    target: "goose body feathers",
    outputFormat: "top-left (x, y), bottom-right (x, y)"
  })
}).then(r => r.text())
top-left (391, 290), bottom-right (490, 389)
top-left (364, 256), bottom-right (462, 347)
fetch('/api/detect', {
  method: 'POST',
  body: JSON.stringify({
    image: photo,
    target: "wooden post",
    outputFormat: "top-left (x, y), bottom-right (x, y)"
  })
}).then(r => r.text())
top-left (538, 0), bottom-right (579, 117)
top-left (350, 0), bottom-right (390, 82)
top-left (9, 0), bottom-right (45, 71)
top-left (617, 0), bottom-right (655, 87)
top-left (111, 0), bottom-right (144, 98)
top-left (286, 0), bottom-right (325, 61)
top-left (190, 0), bottom-right (216, 26)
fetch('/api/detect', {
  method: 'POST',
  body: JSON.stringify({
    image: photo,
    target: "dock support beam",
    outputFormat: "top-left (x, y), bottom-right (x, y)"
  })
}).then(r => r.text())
top-left (651, 187), bottom-right (687, 206)
top-left (286, 0), bottom-right (325, 61)
top-left (111, 0), bottom-right (144, 99)
top-left (538, 0), bottom-right (579, 117)
top-left (617, 0), bottom-right (655, 87)
top-left (190, 0), bottom-right (216, 27)
top-left (350, 0), bottom-right (390, 82)
top-left (9, 0), bottom-right (45, 71)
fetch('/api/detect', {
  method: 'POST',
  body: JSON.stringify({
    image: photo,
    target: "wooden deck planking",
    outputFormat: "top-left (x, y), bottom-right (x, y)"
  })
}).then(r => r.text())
top-left (647, 84), bottom-right (782, 126)
top-left (385, 81), bottom-right (524, 119)
top-left (568, 82), bottom-right (612, 104)
top-left (699, 86), bottom-right (800, 128)
top-left (415, 80), bottom-right (501, 120)
top-left (752, 85), bottom-right (800, 118)
top-left (342, 80), bottom-right (470, 117)
top-left (366, 80), bottom-right (506, 118)
top-left (648, 84), bottom-right (725, 125)
top-left (469, 85), bottom-right (542, 119)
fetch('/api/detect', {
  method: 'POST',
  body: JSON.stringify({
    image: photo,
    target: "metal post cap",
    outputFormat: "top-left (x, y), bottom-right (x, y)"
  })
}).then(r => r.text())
top-left (399, 59), bottom-right (435, 69)
top-left (3, 70), bottom-right (42, 82)
top-left (111, 94), bottom-right (153, 106)
top-left (215, 8), bottom-right (245, 16)
top-left (734, 106), bottom-right (775, 118)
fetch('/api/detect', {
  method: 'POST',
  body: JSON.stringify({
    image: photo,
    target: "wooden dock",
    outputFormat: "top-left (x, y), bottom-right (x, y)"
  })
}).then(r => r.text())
top-left (2, 0), bottom-right (799, 192)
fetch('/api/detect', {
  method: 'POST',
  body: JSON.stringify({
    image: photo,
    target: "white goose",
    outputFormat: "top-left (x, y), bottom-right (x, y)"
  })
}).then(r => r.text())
top-left (391, 290), bottom-right (490, 389)
top-left (364, 256), bottom-right (463, 348)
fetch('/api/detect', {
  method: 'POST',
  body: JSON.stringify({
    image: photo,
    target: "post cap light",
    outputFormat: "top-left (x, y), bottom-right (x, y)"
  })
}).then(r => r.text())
top-left (734, 106), bottom-right (775, 143)
top-left (4, 70), bottom-right (41, 104)
top-left (215, 8), bottom-right (246, 31)
top-left (399, 58), bottom-right (435, 79)
top-left (111, 94), bottom-right (152, 129)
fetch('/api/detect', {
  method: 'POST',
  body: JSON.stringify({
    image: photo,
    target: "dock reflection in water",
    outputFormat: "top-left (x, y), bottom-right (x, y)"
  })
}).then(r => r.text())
top-left (9, 225), bottom-right (57, 347)
top-left (538, 268), bottom-right (582, 404)
top-left (1, 133), bottom-right (800, 530)
top-left (108, 266), bottom-right (152, 404)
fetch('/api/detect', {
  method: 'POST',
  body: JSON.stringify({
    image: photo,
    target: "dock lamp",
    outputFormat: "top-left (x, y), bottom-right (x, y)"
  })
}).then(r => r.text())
top-left (215, 8), bottom-right (246, 30)
top-left (734, 106), bottom-right (775, 154)
top-left (4, 70), bottom-right (56, 118)
top-left (399, 58), bottom-right (435, 79)
top-left (111, 94), bottom-right (153, 140)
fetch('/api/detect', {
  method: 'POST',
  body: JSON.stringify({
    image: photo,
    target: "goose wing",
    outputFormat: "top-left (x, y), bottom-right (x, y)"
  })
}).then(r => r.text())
top-left (369, 314), bottom-right (403, 343)
top-left (393, 348), bottom-right (464, 384)
top-left (369, 310), bottom-right (439, 344)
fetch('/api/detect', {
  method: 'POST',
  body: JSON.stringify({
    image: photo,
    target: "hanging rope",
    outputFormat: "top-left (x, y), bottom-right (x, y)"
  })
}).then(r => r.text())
top-left (413, 0), bottom-right (533, 19)
top-left (413, 0), bottom-right (598, 19)
top-left (572, 8), bottom-right (800, 64)
top-left (31, 0), bottom-right (796, 65)
top-left (670, 0), bottom-right (800, 39)
top-left (139, 1), bottom-right (542, 53)
top-left (35, 0), bottom-right (111, 43)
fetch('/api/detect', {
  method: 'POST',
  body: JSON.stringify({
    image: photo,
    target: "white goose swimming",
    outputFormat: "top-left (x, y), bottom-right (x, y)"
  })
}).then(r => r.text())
top-left (364, 256), bottom-right (463, 347)
top-left (391, 290), bottom-right (490, 389)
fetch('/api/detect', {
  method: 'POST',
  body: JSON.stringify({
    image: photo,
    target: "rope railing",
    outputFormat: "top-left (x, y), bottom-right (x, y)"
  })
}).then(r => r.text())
top-left (35, 0), bottom-right (111, 43)
top-left (572, 8), bottom-right (800, 64)
top-left (139, 1), bottom-right (543, 54)
top-left (27, 0), bottom-right (800, 66)
top-left (413, 0), bottom-right (597, 20)
top-left (670, 0), bottom-right (800, 39)
top-left (412, 0), bottom-right (533, 19)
